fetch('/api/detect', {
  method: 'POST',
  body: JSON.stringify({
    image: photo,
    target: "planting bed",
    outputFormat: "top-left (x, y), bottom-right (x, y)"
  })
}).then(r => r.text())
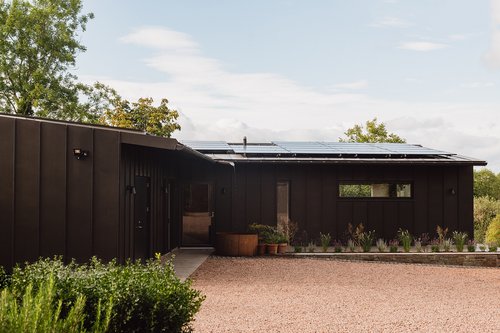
top-left (191, 257), bottom-right (500, 333)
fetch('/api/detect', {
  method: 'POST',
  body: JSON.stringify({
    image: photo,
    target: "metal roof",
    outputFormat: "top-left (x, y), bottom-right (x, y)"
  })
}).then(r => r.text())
top-left (180, 140), bottom-right (486, 166)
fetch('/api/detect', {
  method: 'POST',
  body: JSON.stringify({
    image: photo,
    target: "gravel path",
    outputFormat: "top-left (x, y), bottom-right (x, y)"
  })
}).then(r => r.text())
top-left (190, 257), bottom-right (500, 333)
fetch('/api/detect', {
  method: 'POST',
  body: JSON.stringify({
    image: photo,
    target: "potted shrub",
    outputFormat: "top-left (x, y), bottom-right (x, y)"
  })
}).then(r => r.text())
top-left (277, 232), bottom-right (288, 254)
top-left (266, 233), bottom-right (280, 255)
top-left (249, 223), bottom-right (276, 256)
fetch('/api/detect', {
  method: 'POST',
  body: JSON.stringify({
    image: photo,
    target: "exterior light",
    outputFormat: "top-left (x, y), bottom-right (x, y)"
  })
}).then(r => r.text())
top-left (449, 188), bottom-right (456, 195)
top-left (73, 148), bottom-right (89, 160)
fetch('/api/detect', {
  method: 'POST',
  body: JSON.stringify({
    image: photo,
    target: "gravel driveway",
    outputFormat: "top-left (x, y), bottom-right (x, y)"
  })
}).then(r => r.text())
top-left (191, 257), bottom-right (500, 333)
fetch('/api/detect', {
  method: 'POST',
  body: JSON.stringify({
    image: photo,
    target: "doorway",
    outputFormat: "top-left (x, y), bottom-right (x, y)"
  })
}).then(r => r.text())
top-left (182, 183), bottom-right (213, 246)
top-left (134, 176), bottom-right (150, 261)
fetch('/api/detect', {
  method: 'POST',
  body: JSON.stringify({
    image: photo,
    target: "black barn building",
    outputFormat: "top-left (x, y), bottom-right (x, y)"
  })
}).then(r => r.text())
top-left (0, 114), bottom-right (486, 269)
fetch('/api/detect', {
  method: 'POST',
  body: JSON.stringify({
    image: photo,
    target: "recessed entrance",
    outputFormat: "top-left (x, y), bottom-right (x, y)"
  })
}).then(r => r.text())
top-left (182, 183), bottom-right (213, 246)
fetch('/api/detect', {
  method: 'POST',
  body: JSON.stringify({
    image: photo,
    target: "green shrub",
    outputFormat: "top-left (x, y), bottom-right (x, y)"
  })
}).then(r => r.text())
top-left (10, 256), bottom-right (204, 333)
top-left (358, 231), bottom-right (376, 252)
top-left (452, 231), bottom-right (468, 252)
top-left (0, 266), bottom-right (8, 289)
top-left (319, 232), bottom-right (331, 252)
top-left (0, 275), bottom-right (110, 333)
top-left (485, 215), bottom-right (500, 245)
top-left (473, 196), bottom-right (500, 242)
top-left (397, 229), bottom-right (412, 252)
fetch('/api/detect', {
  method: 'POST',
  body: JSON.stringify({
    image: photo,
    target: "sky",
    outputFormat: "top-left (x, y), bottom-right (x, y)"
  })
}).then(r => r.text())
top-left (77, 0), bottom-right (500, 171)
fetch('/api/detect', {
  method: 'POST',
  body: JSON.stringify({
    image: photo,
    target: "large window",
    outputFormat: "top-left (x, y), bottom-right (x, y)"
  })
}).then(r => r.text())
top-left (339, 182), bottom-right (412, 198)
top-left (277, 180), bottom-right (290, 224)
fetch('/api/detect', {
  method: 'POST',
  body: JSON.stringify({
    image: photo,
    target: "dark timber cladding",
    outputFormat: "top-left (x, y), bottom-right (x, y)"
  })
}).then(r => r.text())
top-left (0, 114), bottom-right (203, 270)
top-left (183, 140), bottom-right (485, 241)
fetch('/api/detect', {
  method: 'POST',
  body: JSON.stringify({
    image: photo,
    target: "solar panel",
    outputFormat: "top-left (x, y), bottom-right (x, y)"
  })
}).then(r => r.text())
top-left (229, 144), bottom-right (288, 154)
top-left (181, 141), bottom-right (233, 152)
top-left (371, 143), bottom-right (453, 156)
top-left (272, 141), bottom-right (335, 154)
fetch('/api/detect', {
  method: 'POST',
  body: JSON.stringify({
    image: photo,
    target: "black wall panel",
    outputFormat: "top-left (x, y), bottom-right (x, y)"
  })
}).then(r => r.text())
top-left (0, 117), bottom-right (15, 269)
top-left (39, 123), bottom-right (67, 258)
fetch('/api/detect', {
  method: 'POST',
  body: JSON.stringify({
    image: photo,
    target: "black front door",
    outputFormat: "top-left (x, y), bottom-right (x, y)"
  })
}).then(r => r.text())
top-left (134, 176), bottom-right (150, 261)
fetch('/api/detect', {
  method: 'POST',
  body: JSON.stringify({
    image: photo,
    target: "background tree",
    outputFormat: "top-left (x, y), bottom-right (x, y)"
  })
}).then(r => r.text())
top-left (0, 0), bottom-right (180, 137)
top-left (473, 168), bottom-right (500, 200)
top-left (0, 0), bottom-right (93, 117)
top-left (339, 118), bottom-right (406, 143)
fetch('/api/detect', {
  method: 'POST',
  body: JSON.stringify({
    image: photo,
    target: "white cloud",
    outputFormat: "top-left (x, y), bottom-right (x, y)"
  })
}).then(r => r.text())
top-left (82, 26), bottom-right (500, 170)
top-left (333, 80), bottom-right (368, 90)
top-left (460, 82), bottom-right (495, 88)
top-left (371, 17), bottom-right (412, 28)
top-left (483, 0), bottom-right (500, 69)
top-left (449, 33), bottom-right (474, 41)
top-left (398, 41), bottom-right (448, 51)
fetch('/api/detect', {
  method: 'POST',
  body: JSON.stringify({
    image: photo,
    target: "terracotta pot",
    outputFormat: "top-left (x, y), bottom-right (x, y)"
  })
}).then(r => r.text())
top-left (277, 243), bottom-right (288, 254)
top-left (266, 243), bottom-right (278, 255)
top-left (257, 243), bottom-right (267, 256)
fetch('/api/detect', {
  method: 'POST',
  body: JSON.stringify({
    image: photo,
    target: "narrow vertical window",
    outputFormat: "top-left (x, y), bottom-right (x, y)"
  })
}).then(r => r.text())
top-left (277, 180), bottom-right (290, 225)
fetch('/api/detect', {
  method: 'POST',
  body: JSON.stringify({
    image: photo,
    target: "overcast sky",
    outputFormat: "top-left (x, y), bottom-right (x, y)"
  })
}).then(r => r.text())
top-left (77, 0), bottom-right (500, 171)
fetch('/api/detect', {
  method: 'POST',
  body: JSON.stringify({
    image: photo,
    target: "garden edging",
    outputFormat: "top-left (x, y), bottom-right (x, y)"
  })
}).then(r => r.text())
top-left (287, 252), bottom-right (500, 267)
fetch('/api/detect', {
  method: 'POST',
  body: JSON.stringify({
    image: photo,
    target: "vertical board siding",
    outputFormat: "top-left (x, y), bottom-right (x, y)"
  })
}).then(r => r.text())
top-left (0, 117), bottom-right (15, 269)
top-left (443, 167), bottom-right (459, 232)
top-left (39, 123), bottom-right (67, 257)
top-left (14, 120), bottom-right (40, 263)
top-left (260, 165), bottom-right (275, 226)
top-left (93, 130), bottom-right (120, 261)
top-left (458, 166), bottom-right (474, 235)
top-left (66, 127), bottom-right (94, 262)
top-left (306, 166), bottom-right (322, 238)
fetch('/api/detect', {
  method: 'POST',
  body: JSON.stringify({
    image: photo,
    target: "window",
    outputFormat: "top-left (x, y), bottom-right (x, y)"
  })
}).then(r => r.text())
top-left (277, 180), bottom-right (290, 224)
top-left (339, 182), bottom-right (412, 198)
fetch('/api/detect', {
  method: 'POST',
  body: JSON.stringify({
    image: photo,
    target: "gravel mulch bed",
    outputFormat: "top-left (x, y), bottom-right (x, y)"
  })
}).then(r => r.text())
top-left (190, 257), bottom-right (500, 333)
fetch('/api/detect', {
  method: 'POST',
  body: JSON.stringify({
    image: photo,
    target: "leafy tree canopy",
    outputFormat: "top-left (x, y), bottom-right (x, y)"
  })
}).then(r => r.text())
top-left (474, 168), bottom-right (500, 200)
top-left (0, 0), bottom-right (180, 137)
top-left (339, 118), bottom-right (406, 143)
top-left (0, 0), bottom-right (92, 117)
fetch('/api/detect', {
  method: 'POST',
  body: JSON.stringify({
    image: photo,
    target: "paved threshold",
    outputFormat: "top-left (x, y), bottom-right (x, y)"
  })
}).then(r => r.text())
top-left (163, 248), bottom-right (213, 281)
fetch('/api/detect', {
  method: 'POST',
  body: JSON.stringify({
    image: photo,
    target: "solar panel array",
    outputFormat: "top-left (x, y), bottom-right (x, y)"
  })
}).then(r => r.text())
top-left (181, 141), bottom-right (454, 157)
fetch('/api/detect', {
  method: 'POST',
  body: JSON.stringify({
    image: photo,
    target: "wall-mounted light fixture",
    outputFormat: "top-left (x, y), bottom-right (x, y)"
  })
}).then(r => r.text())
top-left (73, 148), bottom-right (89, 160)
top-left (126, 185), bottom-right (136, 195)
top-left (449, 188), bottom-right (456, 195)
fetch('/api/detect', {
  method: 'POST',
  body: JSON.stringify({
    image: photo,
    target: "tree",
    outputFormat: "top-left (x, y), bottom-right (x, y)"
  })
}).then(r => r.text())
top-left (0, 0), bottom-right (181, 137)
top-left (473, 196), bottom-right (500, 242)
top-left (101, 96), bottom-right (181, 138)
top-left (339, 118), bottom-right (406, 143)
top-left (0, 0), bottom-right (93, 117)
top-left (474, 168), bottom-right (500, 200)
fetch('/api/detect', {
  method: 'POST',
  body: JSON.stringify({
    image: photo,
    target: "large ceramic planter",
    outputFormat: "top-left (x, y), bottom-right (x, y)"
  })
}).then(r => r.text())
top-left (266, 243), bottom-right (278, 255)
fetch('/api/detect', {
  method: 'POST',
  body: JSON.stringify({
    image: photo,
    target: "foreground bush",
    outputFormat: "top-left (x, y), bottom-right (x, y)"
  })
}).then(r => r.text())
top-left (0, 275), bottom-right (110, 333)
top-left (8, 255), bottom-right (205, 333)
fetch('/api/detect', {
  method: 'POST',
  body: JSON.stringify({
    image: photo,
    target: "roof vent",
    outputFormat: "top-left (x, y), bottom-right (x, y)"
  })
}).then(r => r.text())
top-left (243, 136), bottom-right (247, 157)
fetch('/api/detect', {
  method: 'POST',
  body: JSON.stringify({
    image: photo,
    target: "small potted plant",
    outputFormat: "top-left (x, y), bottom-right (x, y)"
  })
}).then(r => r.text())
top-left (397, 229), bottom-right (412, 253)
top-left (430, 239), bottom-right (440, 252)
top-left (452, 231), bottom-right (468, 252)
top-left (376, 239), bottom-right (387, 253)
top-left (319, 232), bottom-right (331, 252)
top-left (467, 240), bottom-right (476, 252)
top-left (266, 232), bottom-right (280, 255)
top-left (389, 239), bottom-right (399, 253)
top-left (333, 240), bottom-right (343, 253)
top-left (358, 230), bottom-right (376, 253)
top-left (277, 232), bottom-right (289, 254)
